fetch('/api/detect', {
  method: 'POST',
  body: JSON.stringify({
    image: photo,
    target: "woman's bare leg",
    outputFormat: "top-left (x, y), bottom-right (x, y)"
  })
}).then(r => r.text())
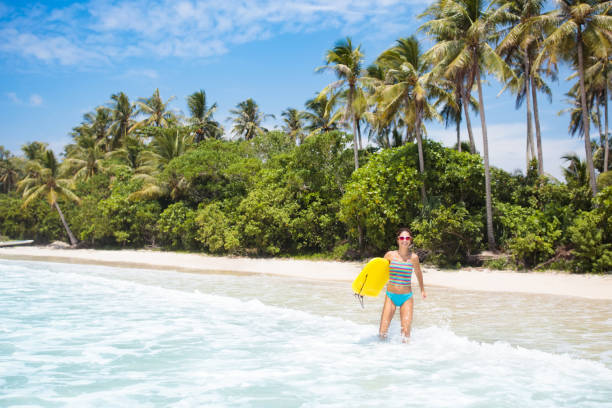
top-left (379, 295), bottom-right (396, 339)
top-left (399, 297), bottom-right (414, 340)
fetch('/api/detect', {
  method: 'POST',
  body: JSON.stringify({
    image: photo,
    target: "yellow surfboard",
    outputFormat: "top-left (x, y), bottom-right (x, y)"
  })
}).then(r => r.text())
top-left (352, 258), bottom-right (390, 298)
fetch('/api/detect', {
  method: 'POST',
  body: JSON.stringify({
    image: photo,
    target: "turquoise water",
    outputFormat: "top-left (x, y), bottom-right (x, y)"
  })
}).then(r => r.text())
top-left (1, 259), bottom-right (611, 407)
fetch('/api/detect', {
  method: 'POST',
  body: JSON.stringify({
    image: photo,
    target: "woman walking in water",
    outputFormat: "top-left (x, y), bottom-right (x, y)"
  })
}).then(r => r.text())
top-left (379, 227), bottom-right (426, 340)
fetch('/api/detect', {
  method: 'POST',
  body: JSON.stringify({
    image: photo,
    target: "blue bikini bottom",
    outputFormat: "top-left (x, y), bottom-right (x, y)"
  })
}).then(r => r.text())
top-left (386, 291), bottom-right (413, 307)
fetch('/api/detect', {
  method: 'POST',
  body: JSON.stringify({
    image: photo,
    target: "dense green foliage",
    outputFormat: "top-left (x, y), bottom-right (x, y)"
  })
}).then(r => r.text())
top-left (1, 132), bottom-right (610, 272)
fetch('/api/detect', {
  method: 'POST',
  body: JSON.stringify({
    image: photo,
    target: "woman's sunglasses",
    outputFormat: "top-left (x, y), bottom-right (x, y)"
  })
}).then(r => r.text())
top-left (397, 236), bottom-right (412, 241)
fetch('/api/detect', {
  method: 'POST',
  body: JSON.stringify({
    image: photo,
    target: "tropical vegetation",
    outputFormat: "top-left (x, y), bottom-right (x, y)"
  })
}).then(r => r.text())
top-left (1, 0), bottom-right (611, 273)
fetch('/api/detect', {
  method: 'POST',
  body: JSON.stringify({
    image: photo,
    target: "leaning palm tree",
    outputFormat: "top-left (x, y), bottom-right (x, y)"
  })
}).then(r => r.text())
top-left (316, 37), bottom-right (365, 170)
top-left (535, 0), bottom-right (612, 196)
top-left (136, 88), bottom-right (177, 129)
top-left (281, 108), bottom-right (306, 144)
top-left (187, 89), bottom-right (223, 142)
top-left (420, 0), bottom-right (514, 250)
top-left (374, 36), bottom-right (444, 203)
top-left (18, 150), bottom-right (80, 246)
top-left (229, 98), bottom-right (274, 140)
top-left (108, 92), bottom-right (136, 150)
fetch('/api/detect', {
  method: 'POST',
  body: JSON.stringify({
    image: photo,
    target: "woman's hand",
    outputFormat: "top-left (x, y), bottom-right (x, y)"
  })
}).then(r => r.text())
top-left (421, 289), bottom-right (427, 299)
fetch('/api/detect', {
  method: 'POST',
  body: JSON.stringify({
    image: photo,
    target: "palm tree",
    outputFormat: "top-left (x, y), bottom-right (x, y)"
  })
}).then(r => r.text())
top-left (229, 98), bottom-right (274, 140)
top-left (497, 0), bottom-right (549, 175)
top-left (420, 0), bottom-right (514, 250)
top-left (582, 36), bottom-right (612, 172)
top-left (303, 94), bottom-right (339, 135)
top-left (316, 37), bottom-right (365, 170)
top-left (420, 4), bottom-right (479, 154)
top-left (21, 141), bottom-right (48, 161)
top-left (18, 150), bottom-right (80, 246)
top-left (63, 135), bottom-right (109, 180)
top-left (136, 88), bottom-right (177, 128)
top-left (0, 147), bottom-right (22, 193)
top-left (187, 89), bottom-right (223, 142)
top-left (108, 92), bottom-right (136, 150)
top-left (561, 83), bottom-right (598, 139)
top-left (374, 36), bottom-right (444, 203)
top-left (130, 127), bottom-right (193, 201)
top-left (83, 107), bottom-right (114, 150)
top-left (536, 0), bottom-right (612, 196)
top-left (281, 108), bottom-right (305, 144)
top-left (562, 152), bottom-right (589, 186)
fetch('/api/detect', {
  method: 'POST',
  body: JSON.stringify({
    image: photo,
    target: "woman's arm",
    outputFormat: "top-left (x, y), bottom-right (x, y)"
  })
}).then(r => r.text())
top-left (383, 251), bottom-right (395, 261)
top-left (412, 253), bottom-right (427, 299)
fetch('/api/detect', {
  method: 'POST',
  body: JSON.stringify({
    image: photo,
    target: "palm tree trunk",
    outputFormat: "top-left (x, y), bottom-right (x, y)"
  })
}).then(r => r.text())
top-left (348, 88), bottom-right (359, 170)
top-left (357, 119), bottom-right (363, 150)
top-left (526, 127), bottom-right (533, 169)
top-left (352, 115), bottom-right (359, 170)
top-left (462, 90), bottom-right (476, 154)
top-left (577, 27), bottom-right (598, 196)
top-left (53, 201), bottom-right (78, 247)
top-left (414, 105), bottom-right (427, 205)
top-left (597, 100), bottom-right (604, 149)
top-left (455, 89), bottom-right (462, 152)
top-left (456, 117), bottom-right (461, 153)
top-left (605, 80), bottom-right (609, 172)
top-left (524, 54), bottom-right (535, 172)
top-left (531, 75), bottom-right (544, 176)
top-left (476, 66), bottom-right (496, 250)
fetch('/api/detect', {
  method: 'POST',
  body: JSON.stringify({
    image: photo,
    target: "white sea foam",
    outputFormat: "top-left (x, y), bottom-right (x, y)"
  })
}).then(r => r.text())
top-left (1, 260), bottom-right (612, 407)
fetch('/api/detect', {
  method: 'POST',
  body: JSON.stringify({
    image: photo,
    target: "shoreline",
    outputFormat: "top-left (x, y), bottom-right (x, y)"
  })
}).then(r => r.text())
top-left (1, 246), bottom-right (611, 300)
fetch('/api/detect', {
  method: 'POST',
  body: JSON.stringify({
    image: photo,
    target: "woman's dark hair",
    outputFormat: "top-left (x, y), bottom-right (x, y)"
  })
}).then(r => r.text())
top-left (396, 227), bottom-right (412, 238)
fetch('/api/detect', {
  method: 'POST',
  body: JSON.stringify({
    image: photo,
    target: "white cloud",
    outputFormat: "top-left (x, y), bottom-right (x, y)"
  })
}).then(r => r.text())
top-left (29, 94), bottom-right (43, 106)
top-left (124, 69), bottom-right (159, 79)
top-left (428, 122), bottom-right (584, 180)
top-left (7, 92), bottom-right (21, 104)
top-left (0, 0), bottom-right (427, 65)
top-left (6, 92), bottom-right (44, 107)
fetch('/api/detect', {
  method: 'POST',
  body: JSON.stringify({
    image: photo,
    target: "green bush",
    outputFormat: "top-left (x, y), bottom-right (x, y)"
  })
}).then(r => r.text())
top-left (412, 204), bottom-right (483, 266)
top-left (339, 140), bottom-right (485, 255)
top-left (568, 186), bottom-right (612, 273)
top-left (88, 176), bottom-right (161, 247)
top-left (0, 193), bottom-right (64, 243)
top-left (157, 202), bottom-right (199, 250)
top-left (598, 171), bottom-right (612, 190)
top-left (195, 202), bottom-right (240, 254)
top-left (495, 202), bottom-right (562, 268)
top-left (339, 145), bottom-right (421, 254)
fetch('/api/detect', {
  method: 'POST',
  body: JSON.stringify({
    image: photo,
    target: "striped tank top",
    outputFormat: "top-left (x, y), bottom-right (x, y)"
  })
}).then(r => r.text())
top-left (388, 260), bottom-right (413, 286)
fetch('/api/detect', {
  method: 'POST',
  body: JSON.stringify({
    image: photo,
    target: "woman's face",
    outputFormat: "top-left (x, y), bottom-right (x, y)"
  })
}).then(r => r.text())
top-left (397, 231), bottom-right (412, 247)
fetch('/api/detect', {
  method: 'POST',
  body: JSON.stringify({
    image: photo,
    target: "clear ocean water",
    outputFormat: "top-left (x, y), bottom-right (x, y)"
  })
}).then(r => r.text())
top-left (1, 259), bottom-right (611, 407)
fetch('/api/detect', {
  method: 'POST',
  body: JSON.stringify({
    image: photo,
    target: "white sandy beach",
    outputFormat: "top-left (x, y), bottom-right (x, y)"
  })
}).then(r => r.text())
top-left (1, 246), bottom-right (611, 300)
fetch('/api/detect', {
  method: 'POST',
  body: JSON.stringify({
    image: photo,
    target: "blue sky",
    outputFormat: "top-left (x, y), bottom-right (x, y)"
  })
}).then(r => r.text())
top-left (0, 0), bottom-right (587, 179)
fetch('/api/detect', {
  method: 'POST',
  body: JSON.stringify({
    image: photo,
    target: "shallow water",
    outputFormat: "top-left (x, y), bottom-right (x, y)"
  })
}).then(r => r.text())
top-left (1, 259), bottom-right (611, 407)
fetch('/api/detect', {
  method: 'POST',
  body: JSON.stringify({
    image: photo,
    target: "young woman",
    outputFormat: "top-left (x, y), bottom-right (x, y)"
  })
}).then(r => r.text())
top-left (379, 227), bottom-right (426, 339)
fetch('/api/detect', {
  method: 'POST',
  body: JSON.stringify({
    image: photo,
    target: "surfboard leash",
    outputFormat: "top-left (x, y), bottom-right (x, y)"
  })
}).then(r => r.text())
top-left (354, 273), bottom-right (367, 309)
